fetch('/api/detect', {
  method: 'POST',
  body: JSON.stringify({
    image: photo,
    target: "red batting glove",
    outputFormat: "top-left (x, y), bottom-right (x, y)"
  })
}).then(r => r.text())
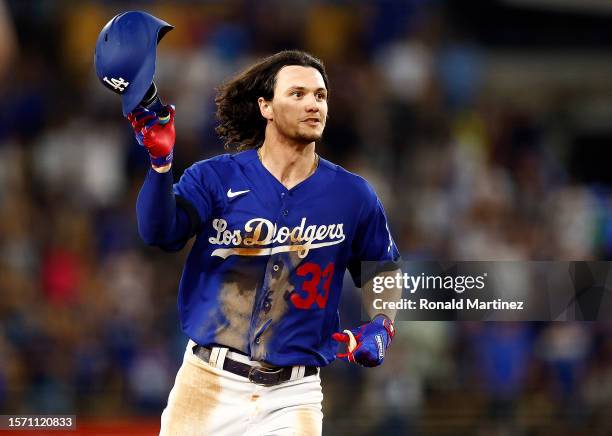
top-left (127, 105), bottom-right (176, 167)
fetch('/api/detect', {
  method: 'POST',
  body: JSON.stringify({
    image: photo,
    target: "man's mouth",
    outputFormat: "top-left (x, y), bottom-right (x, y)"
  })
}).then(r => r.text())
top-left (302, 118), bottom-right (321, 125)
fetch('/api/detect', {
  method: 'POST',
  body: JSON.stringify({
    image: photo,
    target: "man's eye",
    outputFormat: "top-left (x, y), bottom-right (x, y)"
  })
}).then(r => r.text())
top-left (292, 91), bottom-right (303, 97)
top-left (317, 93), bottom-right (327, 100)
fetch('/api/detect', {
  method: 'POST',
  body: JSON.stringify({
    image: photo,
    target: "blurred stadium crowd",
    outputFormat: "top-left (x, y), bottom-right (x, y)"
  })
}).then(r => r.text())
top-left (2, 0), bottom-right (612, 434)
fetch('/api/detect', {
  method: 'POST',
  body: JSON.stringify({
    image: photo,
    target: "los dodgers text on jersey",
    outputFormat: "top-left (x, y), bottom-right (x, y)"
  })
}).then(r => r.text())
top-left (208, 217), bottom-right (345, 258)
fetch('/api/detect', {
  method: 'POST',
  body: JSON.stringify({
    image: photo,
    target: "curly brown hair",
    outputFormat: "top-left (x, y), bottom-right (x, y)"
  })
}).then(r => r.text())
top-left (215, 50), bottom-right (329, 151)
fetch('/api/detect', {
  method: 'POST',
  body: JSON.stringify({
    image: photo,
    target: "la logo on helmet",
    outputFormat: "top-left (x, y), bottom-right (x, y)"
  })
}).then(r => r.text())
top-left (103, 76), bottom-right (130, 93)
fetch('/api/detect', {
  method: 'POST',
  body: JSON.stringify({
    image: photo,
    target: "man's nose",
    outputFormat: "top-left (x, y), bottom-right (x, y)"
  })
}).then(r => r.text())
top-left (304, 93), bottom-right (319, 112)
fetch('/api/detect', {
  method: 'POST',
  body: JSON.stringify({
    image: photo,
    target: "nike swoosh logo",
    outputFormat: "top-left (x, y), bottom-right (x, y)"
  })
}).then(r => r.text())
top-left (227, 188), bottom-right (250, 198)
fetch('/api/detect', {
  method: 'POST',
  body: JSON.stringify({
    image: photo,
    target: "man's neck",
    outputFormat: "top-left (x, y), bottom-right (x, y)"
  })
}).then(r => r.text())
top-left (259, 131), bottom-right (317, 190)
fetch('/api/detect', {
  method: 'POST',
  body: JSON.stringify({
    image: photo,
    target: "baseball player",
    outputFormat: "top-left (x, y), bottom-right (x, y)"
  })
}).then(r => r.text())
top-left (129, 50), bottom-right (401, 435)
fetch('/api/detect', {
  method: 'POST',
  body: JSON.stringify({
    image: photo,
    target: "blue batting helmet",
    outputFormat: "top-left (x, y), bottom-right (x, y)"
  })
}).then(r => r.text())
top-left (94, 11), bottom-right (173, 116)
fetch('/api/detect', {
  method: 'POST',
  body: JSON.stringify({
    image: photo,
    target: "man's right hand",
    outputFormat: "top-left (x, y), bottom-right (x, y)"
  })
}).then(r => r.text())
top-left (127, 105), bottom-right (176, 168)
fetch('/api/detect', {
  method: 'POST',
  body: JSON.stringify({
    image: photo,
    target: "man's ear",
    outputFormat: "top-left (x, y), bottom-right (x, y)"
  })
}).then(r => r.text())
top-left (258, 97), bottom-right (273, 121)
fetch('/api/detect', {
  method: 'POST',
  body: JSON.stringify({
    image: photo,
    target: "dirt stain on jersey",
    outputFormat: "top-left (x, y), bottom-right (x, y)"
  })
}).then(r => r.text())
top-left (251, 251), bottom-right (300, 361)
top-left (217, 280), bottom-right (258, 352)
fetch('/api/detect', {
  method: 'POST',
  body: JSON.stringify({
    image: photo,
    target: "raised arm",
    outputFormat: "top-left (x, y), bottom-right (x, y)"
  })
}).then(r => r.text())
top-left (128, 106), bottom-right (195, 251)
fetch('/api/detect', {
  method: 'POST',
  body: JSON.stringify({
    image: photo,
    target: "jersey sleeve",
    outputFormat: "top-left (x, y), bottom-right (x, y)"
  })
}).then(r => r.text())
top-left (172, 162), bottom-right (216, 233)
top-left (348, 182), bottom-right (401, 287)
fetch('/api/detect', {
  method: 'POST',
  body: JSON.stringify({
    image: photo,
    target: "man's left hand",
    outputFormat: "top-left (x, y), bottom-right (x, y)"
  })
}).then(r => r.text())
top-left (332, 315), bottom-right (395, 367)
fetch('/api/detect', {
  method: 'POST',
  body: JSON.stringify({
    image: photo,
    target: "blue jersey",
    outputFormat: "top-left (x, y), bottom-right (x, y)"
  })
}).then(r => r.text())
top-left (150, 149), bottom-right (399, 366)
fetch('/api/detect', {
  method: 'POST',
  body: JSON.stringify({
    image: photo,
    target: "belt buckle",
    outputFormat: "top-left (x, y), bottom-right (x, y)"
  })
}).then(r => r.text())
top-left (247, 365), bottom-right (284, 387)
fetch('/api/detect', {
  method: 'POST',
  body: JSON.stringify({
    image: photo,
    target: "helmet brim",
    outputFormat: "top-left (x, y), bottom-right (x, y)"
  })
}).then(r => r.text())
top-left (119, 19), bottom-right (173, 116)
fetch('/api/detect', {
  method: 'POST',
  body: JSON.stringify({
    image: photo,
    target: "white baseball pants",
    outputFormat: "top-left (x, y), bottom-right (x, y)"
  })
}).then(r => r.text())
top-left (159, 340), bottom-right (323, 436)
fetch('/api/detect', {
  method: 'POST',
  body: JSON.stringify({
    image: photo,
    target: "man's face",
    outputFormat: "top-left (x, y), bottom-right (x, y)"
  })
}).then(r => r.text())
top-left (263, 65), bottom-right (328, 144)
